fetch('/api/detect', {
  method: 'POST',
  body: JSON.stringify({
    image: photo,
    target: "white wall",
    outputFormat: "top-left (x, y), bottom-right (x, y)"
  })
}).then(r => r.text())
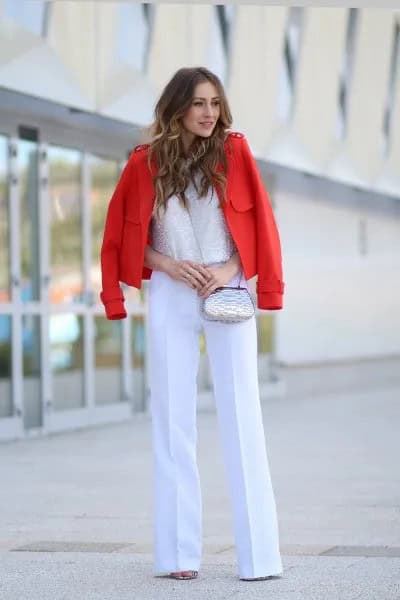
top-left (268, 166), bottom-right (400, 364)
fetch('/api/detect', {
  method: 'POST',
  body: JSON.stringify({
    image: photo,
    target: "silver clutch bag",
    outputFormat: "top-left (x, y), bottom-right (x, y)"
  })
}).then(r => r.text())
top-left (186, 201), bottom-right (255, 323)
top-left (200, 278), bottom-right (255, 323)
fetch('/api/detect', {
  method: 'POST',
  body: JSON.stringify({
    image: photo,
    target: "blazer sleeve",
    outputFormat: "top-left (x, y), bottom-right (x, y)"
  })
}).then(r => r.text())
top-left (99, 155), bottom-right (134, 320)
top-left (240, 136), bottom-right (285, 310)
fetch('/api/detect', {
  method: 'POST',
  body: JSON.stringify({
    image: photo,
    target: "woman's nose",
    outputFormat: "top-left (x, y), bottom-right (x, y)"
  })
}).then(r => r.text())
top-left (204, 104), bottom-right (217, 116)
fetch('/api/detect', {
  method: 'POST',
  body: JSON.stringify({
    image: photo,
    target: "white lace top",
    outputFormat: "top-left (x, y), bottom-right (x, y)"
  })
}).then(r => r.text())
top-left (150, 170), bottom-right (237, 266)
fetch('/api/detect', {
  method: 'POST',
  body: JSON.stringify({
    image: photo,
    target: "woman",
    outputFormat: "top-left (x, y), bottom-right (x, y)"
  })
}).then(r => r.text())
top-left (100, 66), bottom-right (285, 581)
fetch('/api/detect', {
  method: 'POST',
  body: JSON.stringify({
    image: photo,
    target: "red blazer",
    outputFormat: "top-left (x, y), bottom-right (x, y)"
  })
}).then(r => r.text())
top-left (100, 131), bottom-right (285, 320)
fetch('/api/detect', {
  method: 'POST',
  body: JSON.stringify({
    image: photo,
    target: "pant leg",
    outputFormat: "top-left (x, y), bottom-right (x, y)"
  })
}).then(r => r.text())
top-left (147, 270), bottom-right (202, 574)
top-left (202, 271), bottom-right (283, 579)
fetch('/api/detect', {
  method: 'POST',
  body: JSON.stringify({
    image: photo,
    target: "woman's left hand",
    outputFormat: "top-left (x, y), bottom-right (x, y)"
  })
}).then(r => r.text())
top-left (198, 263), bottom-right (237, 298)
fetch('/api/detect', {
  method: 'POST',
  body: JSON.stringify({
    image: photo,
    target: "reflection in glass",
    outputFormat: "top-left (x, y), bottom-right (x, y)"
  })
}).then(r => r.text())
top-left (0, 136), bottom-right (10, 302)
top-left (94, 317), bottom-right (123, 405)
top-left (48, 146), bottom-right (83, 304)
top-left (0, 315), bottom-right (12, 418)
top-left (131, 315), bottom-right (146, 409)
top-left (89, 155), bottom-right (119, 301)
top-left (22, 314), bottom-right (42, 428)
top-left (50, 313), bottom-right (84, 410)
top-left (20, 139), bottom-right (40, 302)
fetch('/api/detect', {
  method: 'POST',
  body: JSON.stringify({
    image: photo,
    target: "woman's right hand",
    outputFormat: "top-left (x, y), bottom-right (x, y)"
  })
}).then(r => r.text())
top-left (163, 257), bottom-right (211, 290)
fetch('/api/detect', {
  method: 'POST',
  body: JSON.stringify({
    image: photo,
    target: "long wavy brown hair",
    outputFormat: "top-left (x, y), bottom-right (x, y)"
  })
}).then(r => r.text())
top-left (144, 66), bottom-right (234, 220)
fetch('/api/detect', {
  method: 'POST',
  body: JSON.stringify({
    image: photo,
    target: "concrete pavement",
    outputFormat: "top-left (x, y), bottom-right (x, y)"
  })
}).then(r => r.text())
top-left (1, 358), bottom-right (400, 599)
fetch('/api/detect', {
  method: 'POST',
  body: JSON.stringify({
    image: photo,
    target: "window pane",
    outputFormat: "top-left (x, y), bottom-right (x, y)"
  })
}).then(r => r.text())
top-left (0, 136), bottom-right (10, 302)
top-left (0, 315), bottom-right (12, 418)
top-left (48, 146), bottom-right (83, 304)
top-left (89, 155), bottom-right (119, 299)
top-left (257, 313), bottom-right (273, 354)
top-left (256, 313), bottom-right (274, 383)
top-left (116, 3), bottom-right (149, 71)
top-left (3, 0), bottom-right (46, 36)
top-left (131, 314), bottom-right (146, 409)
top-left (50, 313), bottom-right (84, 410)
top-left (19, 139), bottom-right (40, 302)
top-left (94, 317), bottom-right (123, 405)
top-left (198, 332), bottom-right (213, 392)
top-left (22, 314), bottom-right (42, 428)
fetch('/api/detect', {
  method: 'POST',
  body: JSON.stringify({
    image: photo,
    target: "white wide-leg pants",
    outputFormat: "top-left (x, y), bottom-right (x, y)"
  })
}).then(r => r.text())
top-left (147, 265), bottom-right (283, 579)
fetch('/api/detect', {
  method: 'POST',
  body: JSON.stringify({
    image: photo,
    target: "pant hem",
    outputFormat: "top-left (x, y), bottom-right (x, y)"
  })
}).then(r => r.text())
top-left (238, 563), bottom-right (284, 579)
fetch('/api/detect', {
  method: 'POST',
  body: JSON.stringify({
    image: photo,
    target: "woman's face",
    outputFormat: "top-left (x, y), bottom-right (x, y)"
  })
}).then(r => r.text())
top-left (181, 81), bottom-right (221, 142)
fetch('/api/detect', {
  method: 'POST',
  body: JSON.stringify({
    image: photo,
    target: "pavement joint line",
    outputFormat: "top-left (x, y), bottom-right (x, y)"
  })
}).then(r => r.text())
top-left (7, 542), bottom-right (400, 557)
top-left (319, 545), bottom-right (400, 557)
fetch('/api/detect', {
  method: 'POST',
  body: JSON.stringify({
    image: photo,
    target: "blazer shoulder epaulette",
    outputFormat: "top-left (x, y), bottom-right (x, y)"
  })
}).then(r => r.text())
top-left (133, 143), bottom-right (150, 153)
top-left (227, 131), bottom-right (245, 139)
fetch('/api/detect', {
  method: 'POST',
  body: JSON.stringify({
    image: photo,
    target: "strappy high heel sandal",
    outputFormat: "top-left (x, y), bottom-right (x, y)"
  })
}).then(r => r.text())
top-left (169, 570), bottom-right (199, 580)
top-left (240, 575), bottom-right (272, 581)
top-left (240, 573), bottom-right (282, 581)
